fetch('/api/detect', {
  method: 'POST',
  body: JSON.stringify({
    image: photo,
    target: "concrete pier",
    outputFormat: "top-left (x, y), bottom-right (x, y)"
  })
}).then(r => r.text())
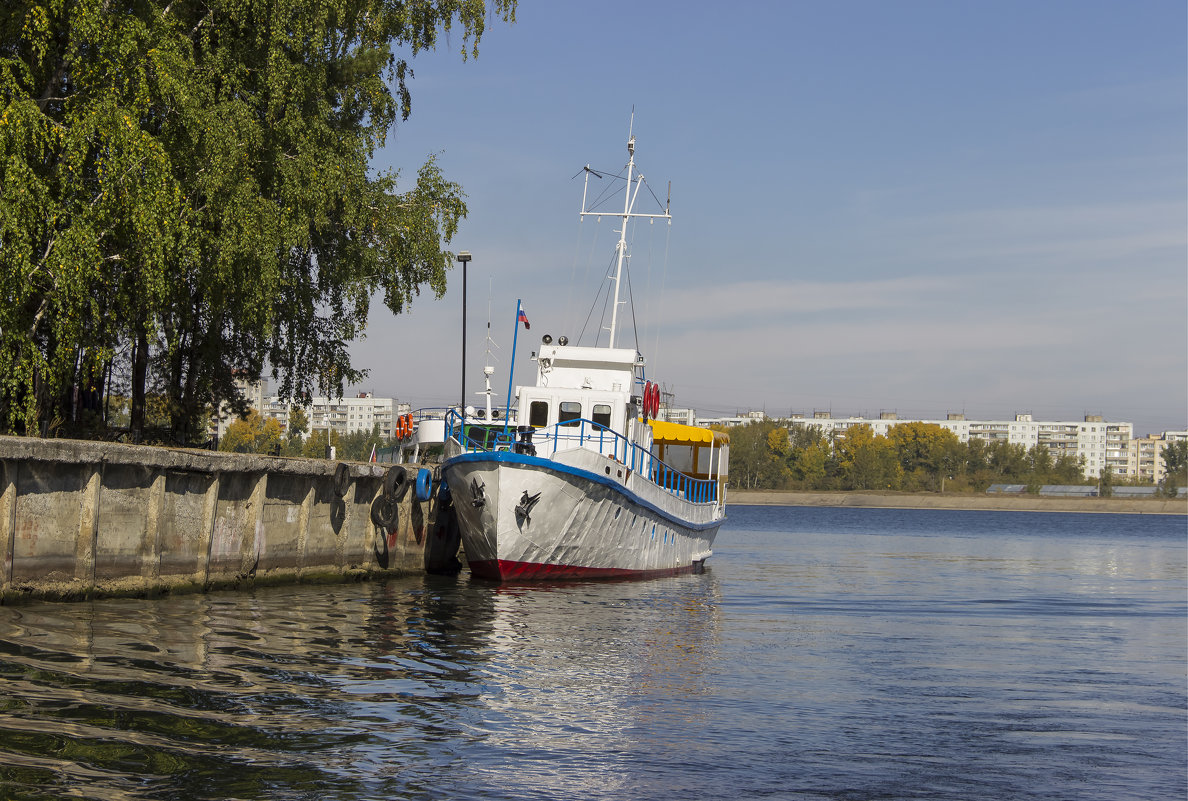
top-left (0, 436), bottom-right (435, 602)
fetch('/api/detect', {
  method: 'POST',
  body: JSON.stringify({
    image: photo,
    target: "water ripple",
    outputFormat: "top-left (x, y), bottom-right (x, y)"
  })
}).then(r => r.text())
top-left (0, 508), bottom-right (1184, 800)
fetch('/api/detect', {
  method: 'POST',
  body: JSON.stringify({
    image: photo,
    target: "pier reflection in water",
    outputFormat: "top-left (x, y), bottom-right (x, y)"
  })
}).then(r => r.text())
top-left (0, 569), bottom-right (723, 800)
top-left (0, 506), bottom-right (1184, 801)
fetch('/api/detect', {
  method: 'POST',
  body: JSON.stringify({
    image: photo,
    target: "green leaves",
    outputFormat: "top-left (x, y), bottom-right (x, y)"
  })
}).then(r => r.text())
top-left (0, 0), bottom-right (516, 438)
top-left (729, 419), bottom-right (1118, 493)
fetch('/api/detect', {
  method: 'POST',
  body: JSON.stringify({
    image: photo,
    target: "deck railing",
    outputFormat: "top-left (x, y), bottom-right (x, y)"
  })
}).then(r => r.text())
top-left (445, 411), bottom-right (719, 505)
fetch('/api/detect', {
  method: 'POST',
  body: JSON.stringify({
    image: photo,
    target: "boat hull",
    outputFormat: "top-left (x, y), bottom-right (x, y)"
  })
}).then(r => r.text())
top-left (442, 450), bottom-right (723, 581)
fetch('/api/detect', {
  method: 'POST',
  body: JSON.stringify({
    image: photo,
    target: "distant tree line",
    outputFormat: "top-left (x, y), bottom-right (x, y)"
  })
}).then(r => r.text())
top-left (726, 420), bottom-right (1185, 496)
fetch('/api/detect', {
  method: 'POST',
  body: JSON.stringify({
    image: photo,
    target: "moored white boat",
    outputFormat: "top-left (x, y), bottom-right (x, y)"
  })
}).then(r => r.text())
top-left (441, 130), bottom-right (729, 581)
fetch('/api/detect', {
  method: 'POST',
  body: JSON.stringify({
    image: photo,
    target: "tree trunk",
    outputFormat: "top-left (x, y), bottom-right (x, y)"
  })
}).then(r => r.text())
top-left (130, 325), bottom-right (149, 442)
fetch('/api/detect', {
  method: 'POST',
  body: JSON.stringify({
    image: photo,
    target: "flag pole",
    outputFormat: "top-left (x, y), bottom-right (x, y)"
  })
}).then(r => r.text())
top-left (504, 299), bottom-right (522, 441)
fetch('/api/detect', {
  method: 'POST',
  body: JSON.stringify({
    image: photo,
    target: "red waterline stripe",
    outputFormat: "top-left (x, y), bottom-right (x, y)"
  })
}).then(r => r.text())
top-left (467, 559), bottom-right (702, 582)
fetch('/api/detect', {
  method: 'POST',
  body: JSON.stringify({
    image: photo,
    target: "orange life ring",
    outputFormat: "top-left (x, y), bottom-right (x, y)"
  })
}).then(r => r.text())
top-left (403, 413), bottom-right (414, 440)
top-left (396, 415), bottom-right (408, 440)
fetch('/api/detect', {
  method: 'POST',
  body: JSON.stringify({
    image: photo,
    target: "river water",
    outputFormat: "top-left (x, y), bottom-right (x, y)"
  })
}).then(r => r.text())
top-left (1, 506), bottom-right (1184, 800)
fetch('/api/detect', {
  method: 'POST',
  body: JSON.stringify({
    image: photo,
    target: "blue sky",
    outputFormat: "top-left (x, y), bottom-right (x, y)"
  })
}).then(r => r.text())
top-left (344, 0), bottom-right (1187, 436)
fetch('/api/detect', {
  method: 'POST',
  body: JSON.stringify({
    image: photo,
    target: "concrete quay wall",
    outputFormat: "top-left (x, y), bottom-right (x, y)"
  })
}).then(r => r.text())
top-left (0, 436), bottom-right (433, 602)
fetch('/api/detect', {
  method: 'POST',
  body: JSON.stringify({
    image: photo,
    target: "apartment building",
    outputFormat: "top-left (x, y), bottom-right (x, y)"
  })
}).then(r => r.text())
top-left (1125, 431), bottom-right (1188, 483)
top-left (213, 379), bottom-right (408, 440)
top-left (660, 406), bottom-right (1151, 480)
top-left (787, 412), bottom-right (1132, 479)
top-left (261, 392), bottom-right (409, 439)
top-left (211, 375), bottom-right (268, 439)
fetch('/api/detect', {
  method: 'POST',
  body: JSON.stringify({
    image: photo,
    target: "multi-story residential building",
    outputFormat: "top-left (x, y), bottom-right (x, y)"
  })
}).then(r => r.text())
top-left (1125, 431), bottom-right (1188, 484)
top-left (662, 407), bottom-right (697, 426)
top-left (261, 392), bottom-right (408, 439)
top-left (213, 379), bottom-right (408, 441)
top-left (690, 410), bottom-right (768, 428)
top-left (211, 375), bottom-right (268, 439)
top-left (1126, 436), bottom-right (1164, 483)
top-left (662, 407), bottom-right (1147, 480)
top-left (1103, 422), bottom-right (1133, 477)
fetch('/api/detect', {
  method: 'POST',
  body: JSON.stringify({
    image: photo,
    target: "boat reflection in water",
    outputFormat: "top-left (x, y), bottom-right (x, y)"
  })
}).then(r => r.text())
top-left (452, 574), bottom-right (723, 796)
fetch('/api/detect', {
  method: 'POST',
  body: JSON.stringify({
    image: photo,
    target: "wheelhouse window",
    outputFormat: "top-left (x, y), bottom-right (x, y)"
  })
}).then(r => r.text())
top-left (528, 401), bottom-right (549, 428)
top-left (559, 401), bottom-right (582, 427)
top-left (592, 404), bottom-right (612, 428)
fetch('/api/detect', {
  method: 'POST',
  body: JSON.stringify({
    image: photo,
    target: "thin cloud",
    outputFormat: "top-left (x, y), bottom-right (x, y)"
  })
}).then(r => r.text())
top-left (651, 276), bottom-right (956, 327)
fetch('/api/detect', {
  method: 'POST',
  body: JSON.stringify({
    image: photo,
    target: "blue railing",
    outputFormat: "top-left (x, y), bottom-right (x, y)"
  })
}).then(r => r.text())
top-left (445, 410), bottom-right (719, 505)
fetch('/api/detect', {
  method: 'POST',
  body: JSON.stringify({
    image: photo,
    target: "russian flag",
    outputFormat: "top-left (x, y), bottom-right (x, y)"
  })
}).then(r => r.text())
top-left (518, 308), bottom-right (530, 329)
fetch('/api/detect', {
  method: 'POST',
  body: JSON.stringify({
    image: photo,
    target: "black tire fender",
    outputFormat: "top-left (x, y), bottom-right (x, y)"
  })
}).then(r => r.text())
top-left (384, 465), bottom-right (409, 499)
top-left (370, 494), bottom-right (399, 529)
top-left (333, 463), bottom-right (351, 497)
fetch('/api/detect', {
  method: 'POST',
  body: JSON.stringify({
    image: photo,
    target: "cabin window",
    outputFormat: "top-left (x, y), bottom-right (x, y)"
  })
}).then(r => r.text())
top-left (559, 401), bottom-right (582, 427)
top-left (592, 404), bottom-right (612, 428)
top-left (528, 401), bottom-right (549, 428)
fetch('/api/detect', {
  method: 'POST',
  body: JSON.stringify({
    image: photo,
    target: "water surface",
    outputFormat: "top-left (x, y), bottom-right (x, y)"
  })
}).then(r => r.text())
top-left (1, 506), bottom-right (1184, 800)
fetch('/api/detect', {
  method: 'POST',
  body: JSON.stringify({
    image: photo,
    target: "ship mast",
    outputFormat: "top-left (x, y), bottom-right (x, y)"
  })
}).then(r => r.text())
top-left (580, 123), bottom-right (671, 349)
top-left (607, 135), bottom-right (636, 349)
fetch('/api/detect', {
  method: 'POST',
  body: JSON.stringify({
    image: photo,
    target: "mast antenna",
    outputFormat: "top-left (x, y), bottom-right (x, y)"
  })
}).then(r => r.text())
top-left (579, 117), bottom-right (671, 349)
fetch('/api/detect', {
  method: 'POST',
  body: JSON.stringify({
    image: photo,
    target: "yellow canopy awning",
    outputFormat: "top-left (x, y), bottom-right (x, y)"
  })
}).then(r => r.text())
top-left (647, 419), bottom-right (730, 446)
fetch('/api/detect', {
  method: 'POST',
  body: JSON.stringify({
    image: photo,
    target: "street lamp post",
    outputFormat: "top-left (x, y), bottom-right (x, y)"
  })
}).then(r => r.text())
top-left (456, 251), bottom-right (472, 417)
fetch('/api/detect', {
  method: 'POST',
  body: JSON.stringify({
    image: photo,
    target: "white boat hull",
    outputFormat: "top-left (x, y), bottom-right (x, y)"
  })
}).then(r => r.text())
top-left (443, 449), bottom-right (722, 581)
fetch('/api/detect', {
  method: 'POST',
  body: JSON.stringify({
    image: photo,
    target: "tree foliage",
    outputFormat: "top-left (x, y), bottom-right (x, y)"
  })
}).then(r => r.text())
top-left (729, 419), bottom-right (792, 490)
top-left (284, 405), bottom-right (308, 454)
top-left (835, 424), bottom-right (900, 490)
top-left (729, 420), bottom-right (1109, 493)
top-left (218, 410), bottom-right (282, 454)
top-left (1160, 440), bottom-right (1187, 497)
top-left (0, 0), bottom-right (515, 441)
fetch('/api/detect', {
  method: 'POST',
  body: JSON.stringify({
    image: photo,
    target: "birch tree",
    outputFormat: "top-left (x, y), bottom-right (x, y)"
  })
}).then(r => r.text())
top-left (1, 0), bottom-right (515, 440)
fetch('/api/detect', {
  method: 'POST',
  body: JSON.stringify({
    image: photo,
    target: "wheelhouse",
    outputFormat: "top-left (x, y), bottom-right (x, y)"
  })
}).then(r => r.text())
top-left (518, 342), bottom-right (642, 439)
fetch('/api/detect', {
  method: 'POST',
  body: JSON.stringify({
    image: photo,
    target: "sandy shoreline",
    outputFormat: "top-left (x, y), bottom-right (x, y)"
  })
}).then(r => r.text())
top-left (727, 489), bottom-right (1188, 515)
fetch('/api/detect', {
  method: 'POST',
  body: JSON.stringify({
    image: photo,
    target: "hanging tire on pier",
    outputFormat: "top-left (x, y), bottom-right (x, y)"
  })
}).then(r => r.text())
top-left (415, 468), bottom-right (433, 502)
top-left (333, 463), bottom-right (351, 497)
top-left (370, 494), bottom-right (399, 529)
top-left (384, 465), bottom-right (409, 500)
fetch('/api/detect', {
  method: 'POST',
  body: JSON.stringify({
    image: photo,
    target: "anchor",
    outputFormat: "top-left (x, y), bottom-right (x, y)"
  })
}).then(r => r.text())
top-left (471, 477), bottom-right (486, 508)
